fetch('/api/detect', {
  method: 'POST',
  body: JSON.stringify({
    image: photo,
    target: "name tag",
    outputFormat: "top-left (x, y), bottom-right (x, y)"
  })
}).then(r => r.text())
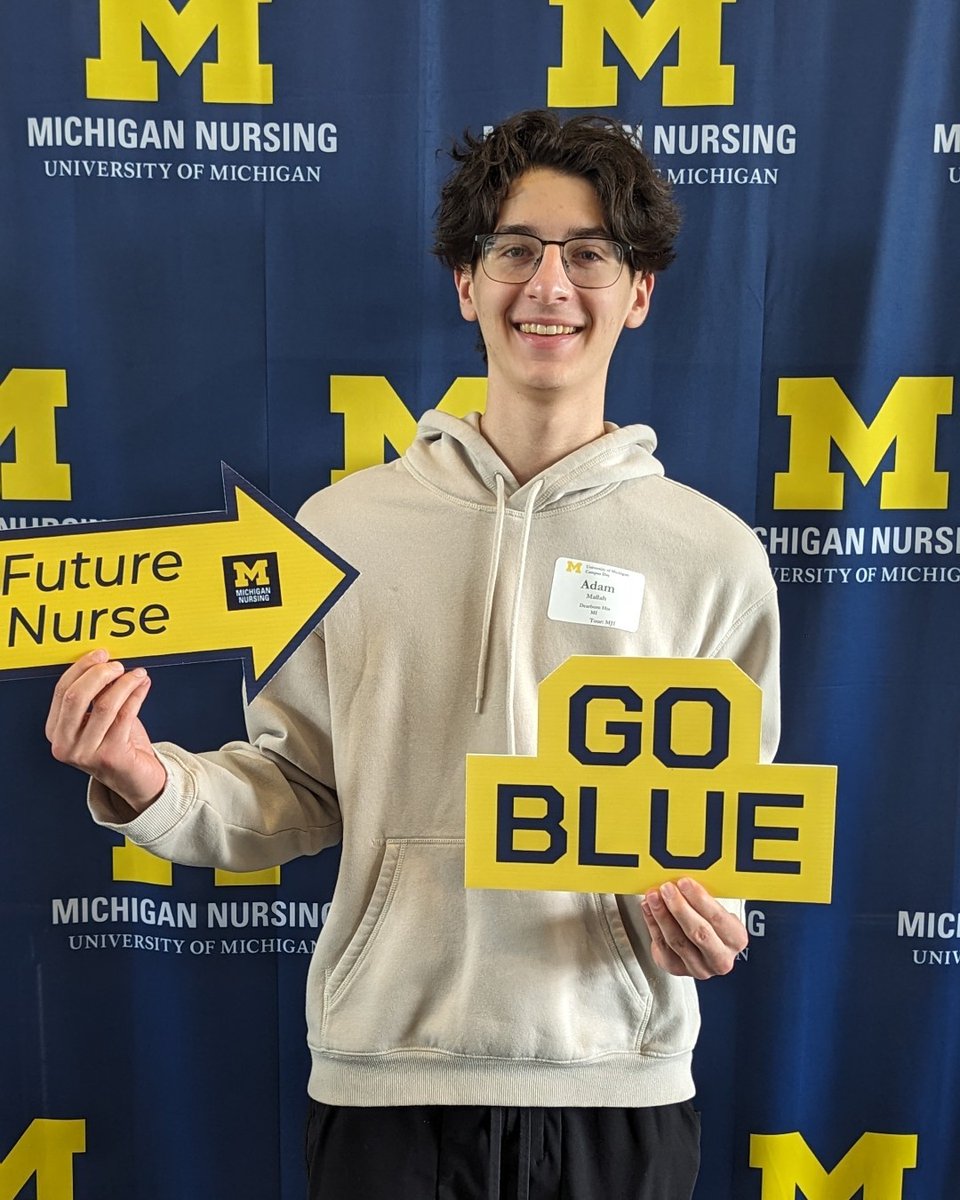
top-left (547, 558), bottom-right (645, 632)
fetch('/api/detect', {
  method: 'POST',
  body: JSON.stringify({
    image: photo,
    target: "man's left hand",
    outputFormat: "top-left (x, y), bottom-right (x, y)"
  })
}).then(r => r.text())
top-left (640, 878), bottom-right (748, 979)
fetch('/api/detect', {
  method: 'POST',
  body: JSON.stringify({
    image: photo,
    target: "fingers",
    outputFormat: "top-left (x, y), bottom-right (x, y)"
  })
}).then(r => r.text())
top-left (47, 652), bottom-right (151, 768)
top-left (46, 652), bottom-right (164, 814)
top-left (51, 661), bottom-right (125, 750)
top-left (76, 668), bottom-right (150, 758)
top-left (641, 878), bottom-right (748, 980)
top-left (46, 648), bottom-right (113, 740)
top-left (639, 897), bottom-right (688, 975)
top-left (642, 886), bottom-right (712, 979)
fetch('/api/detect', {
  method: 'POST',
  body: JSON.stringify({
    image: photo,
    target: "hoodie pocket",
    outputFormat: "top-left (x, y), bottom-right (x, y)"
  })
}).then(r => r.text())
top-left (319, 838), bottom-right (656, 1061)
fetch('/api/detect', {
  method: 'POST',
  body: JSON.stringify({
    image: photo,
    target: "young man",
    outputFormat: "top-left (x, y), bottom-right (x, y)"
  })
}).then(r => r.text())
top-left (47, 111), bottom-right (778, 1199)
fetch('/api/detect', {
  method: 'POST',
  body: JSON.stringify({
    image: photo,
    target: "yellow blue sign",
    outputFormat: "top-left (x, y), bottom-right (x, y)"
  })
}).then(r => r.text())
top-left (466, 656), bottom-right (837, 902)
top-left (0, 465), bottom-right (356, 698)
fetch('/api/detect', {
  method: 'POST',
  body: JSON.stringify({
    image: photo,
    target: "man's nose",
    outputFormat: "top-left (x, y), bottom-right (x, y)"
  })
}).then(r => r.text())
top-left (525, 243), bottom-right (571, 297)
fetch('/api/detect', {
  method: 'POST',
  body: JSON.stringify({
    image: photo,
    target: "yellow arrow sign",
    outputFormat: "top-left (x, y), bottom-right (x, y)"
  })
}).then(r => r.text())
top-left (0, 465), bottom-right (357, 697)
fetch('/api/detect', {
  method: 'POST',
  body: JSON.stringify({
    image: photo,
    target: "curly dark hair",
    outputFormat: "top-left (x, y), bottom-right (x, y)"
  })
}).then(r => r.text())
top-left (433, 110), bottom-right (680, 276)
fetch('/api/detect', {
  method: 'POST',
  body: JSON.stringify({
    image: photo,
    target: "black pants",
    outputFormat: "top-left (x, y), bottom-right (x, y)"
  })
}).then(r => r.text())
top-left (305, 1101), bottom-right (700, 1200)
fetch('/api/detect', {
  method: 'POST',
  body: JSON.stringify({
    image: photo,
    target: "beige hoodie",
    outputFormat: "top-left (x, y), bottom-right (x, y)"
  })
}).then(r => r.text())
top-left (89, 410), bottom-right (779, 1107)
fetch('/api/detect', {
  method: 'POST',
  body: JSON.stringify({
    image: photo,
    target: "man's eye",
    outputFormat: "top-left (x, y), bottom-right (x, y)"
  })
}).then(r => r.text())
top-left (571, 243), bottom-right (612, 264)
top-left (495, 242), bottom-right (535, 260)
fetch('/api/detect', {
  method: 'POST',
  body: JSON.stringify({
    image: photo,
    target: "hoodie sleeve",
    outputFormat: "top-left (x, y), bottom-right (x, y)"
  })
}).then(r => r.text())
top-left (86, 629), bottom-right (342, 872)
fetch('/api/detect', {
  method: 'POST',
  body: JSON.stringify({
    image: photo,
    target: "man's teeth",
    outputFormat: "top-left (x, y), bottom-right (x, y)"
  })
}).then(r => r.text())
top-left (518, 323), bottom-right (577, 336)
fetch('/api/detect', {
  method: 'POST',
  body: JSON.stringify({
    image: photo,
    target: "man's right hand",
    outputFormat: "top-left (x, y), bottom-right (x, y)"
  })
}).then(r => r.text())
top-left (45, 649), bottom-right (167, 815)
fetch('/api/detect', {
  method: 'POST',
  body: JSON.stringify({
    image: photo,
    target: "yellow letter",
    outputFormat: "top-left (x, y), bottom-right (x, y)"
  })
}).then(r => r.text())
top-left (112, 840), bottom-right (173, 885)
top-left (214, 865), bottom-right (282, 886)
top-left (548, 0), bottom-right (736, 108)
top-left (774, 377), bottom-right (952, 510)
top-left (86, 0), bottom-right (272, 103)
top-left (0, 369), bottom-right (71, 501)
top-left (0, 1119), bottom-right (85, 1200)
top-left (329, 376), bottom-right (486, 483)
top-left (233, 559), bottom-right (271, 587)
top-left (750, 1131), bottom-right (918, 1200)
top-left (112, 841), bottom-right (280, 886)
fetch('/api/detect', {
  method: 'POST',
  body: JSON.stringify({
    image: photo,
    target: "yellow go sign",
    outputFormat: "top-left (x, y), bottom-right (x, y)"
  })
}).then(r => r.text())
top-left (466, 657), bottom-right (837, 903)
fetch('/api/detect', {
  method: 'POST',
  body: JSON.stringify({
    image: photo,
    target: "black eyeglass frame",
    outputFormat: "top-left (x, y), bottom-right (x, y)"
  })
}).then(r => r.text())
top-left (472, 233), bottom-right (636, 289)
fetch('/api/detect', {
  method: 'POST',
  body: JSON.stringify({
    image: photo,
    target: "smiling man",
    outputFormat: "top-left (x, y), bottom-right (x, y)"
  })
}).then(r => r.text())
top-left (455, 170), bottom-right (652, 439)
top-left (47, 111), bottom-right (779, 1200)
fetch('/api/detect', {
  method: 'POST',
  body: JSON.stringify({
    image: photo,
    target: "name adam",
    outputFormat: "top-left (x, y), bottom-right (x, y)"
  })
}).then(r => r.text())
top-left (2, 546), bottom-right (182, 645)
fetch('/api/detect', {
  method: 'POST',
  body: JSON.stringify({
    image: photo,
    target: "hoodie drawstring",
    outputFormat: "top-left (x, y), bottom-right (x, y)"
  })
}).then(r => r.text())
top-left (474, 474), bottom-right (544, 749)
top-left (472, 475), bottom-right (540, 739)
top-left (475, 474), bottom-right (507, 714)
top-left (505, 479), bottom-right (543, 755)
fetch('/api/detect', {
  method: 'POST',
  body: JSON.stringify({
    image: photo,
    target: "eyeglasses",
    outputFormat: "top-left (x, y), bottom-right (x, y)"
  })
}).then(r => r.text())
top-left (474, 233), bottom-right (631, 288)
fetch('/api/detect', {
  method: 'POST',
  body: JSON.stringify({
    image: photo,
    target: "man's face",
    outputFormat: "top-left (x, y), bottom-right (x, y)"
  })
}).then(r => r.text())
top-left (455, 167), bottom-right (653, 404)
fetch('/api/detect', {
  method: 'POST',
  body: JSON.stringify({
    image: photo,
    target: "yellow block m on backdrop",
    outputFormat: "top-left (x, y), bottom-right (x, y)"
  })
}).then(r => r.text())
top-left (750, 1132), bottom-right (918, 1200)
top-left (0, 1120), bottom-right (85, 1200)
top-left (86, 0), bottom-right (272, 103)
top-left (774, 377), bottom-right (952, 511)
top-left (548, 0), bottom-right (737, 107)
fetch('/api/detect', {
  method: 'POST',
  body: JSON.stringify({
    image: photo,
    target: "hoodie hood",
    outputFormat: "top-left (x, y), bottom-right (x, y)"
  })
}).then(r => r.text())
top-left (402, 409), bottom-right (666, 743)
top-left (403, 409), bottom-right (664, 511)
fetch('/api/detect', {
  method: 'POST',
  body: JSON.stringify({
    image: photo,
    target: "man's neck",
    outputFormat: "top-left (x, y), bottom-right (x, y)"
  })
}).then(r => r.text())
top-left (480, 389), bottom-right (606, 485)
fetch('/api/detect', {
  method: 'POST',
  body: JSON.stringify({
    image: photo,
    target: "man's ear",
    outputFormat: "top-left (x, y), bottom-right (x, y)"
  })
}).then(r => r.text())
top-left (455, 267), bottom-right (478, 323)
top-left (623, 272), bottom-right (655, 329)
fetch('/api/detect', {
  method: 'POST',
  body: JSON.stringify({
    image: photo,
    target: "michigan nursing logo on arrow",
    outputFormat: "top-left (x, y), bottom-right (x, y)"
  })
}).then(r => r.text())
top-left (0, 465), bottom-right (357, 698)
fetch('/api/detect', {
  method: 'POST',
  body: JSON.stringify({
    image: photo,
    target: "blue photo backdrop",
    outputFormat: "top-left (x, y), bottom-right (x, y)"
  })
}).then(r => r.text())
top-left (1, 2), bottom-right (958, 1196)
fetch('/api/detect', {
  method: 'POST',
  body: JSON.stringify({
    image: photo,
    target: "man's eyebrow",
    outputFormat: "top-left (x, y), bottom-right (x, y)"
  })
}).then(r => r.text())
top-left (493, 223), bottom-right (613, 238)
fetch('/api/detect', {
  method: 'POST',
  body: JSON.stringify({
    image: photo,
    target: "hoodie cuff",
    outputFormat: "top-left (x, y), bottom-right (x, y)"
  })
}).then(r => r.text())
top-left (86, 745), bottom-right (196, 844)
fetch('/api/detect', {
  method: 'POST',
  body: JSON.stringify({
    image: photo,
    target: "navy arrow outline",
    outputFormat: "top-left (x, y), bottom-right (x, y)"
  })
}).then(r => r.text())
top-left (0, 463), bottom-right (359, 700)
